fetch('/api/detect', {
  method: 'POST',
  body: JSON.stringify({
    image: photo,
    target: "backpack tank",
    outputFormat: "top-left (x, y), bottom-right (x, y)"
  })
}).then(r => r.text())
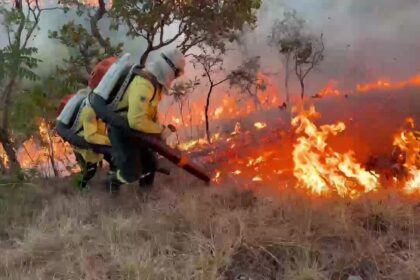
top-left (93, 53), bottom-right (132, 102)
top-left (57, 88), bottom-right (89, 126)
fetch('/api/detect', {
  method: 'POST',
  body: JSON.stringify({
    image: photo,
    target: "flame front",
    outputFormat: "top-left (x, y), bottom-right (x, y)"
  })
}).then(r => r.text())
top-left (356, 75), bottom-right (420, 93)
top-left (317, 80), bottom-right (341, 97)
top-left (393, 118), bottom-right (420, 193)
top-left (291, 106), bottom-right (379, 198)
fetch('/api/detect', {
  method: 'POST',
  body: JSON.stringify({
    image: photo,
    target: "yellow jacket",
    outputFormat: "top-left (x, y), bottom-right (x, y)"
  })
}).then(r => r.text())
top-left (74, 105), bottom-right (111, 163)
top-left (115, 75), bottom-right (164, 134)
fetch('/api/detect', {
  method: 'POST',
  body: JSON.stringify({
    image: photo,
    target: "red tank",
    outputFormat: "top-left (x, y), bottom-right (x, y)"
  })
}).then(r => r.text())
top-left (88, 56), bottom-right (118, 89)
top-left (56, 94), bottom-right (75, 117)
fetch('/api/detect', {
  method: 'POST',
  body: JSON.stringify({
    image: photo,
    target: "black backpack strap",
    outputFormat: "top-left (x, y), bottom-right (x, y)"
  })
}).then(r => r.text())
top-left (74, 127), bottom-right (84, 135)
top-left (69, 99), bottom-right (87, 132)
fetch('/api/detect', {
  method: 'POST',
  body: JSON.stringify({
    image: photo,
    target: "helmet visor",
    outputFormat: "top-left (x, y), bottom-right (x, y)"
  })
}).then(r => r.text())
top-left (161, 53), bottom-right (183, 78)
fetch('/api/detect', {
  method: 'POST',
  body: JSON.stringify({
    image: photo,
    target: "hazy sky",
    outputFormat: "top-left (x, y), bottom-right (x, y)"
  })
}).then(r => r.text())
top-left (242, 0), bottom-right (420, 92)
top-left (7, 0), bottom-right (420, 94)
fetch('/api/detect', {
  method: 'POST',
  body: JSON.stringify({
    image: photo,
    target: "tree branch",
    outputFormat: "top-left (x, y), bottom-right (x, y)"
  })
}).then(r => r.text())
top-left (213, 77), bottom-right (229, 87)
top-left (89, 0), bottom-right (113, 55)
top-left (150, 23), bottom-right (186, 51)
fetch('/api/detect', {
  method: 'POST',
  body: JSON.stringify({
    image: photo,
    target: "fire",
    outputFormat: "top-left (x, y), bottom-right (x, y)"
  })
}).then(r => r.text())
top-left (252, 176), bottom-right (263, 182)
top-left (171, 117), bottom-right (182, 125)
top-left (231, 122), bottom-right (241, 135)
top-left (182, 103), bottom-right (406, 199)
top-left (0, 144), bottom-right (9, 168)
top-left (17, 119), bottom-right (76, 176)
top-left (291, 106), bottom-right (379, 198)
top-left (214, 106), bottom-right (224, 119)
top-left (256, 72), bottom-right (281, 106)
top-left (213, 170), bottom-right (221, 183)
top-left (254, 122), bottom-right (267, 129)
top-left (357, 79), bottom-right (391, 92)
top-left (317, 80), bottom-right (341, 97)
top-left (356, 75), bottom-right (420, 93)
top-left (393, 118), bottom-right (420, 193)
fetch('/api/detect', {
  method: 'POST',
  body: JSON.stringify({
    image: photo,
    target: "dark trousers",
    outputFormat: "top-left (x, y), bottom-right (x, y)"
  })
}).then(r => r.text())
top-left (74, 151), bottom-right (115, 188)
top-left (108, 125), bottom-right (157, 188)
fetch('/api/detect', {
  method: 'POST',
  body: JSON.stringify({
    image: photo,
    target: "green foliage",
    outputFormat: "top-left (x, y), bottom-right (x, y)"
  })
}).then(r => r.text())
top-left (269, 9), bottom-right (306, 55)
top-left (10, 76), bottom-right (74, 141)
top-left (229, 56), bottom-right (266, 95)
top-left (0, 5), bottom-right (43, 84)
top-left (111, 0), bottom-right (261, 56)
top-left (269, 9), bottom-right (325, 100)
top-left (170, 78), bottom-right (200, 102)
top-left (49, 3), bottom-right (123, 87)
top-left (0, 46), bottom-right (41, 83)
top-left (49, 21), bottom-right (120, 87)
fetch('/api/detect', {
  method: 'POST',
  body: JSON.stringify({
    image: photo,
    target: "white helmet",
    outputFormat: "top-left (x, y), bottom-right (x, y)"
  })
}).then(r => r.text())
top-left (145, 48), bottom-right (185, 91)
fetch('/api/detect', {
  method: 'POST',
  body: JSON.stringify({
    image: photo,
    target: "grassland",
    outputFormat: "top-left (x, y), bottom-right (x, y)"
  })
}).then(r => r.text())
top-left (1, 169), bottom-right (420, 280)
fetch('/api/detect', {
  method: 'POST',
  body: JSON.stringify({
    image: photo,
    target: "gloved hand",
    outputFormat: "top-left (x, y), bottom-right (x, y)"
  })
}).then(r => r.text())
top-left (167, 124), bottom-right (177, 132)
top-left (161, 125), bottom-right (175, 140)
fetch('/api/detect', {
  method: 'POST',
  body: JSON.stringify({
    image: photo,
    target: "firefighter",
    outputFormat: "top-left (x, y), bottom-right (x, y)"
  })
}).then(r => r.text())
top-left (107, 48), bottom-right (185, 194)
top-left (69, 57), bottom-right (117, 189)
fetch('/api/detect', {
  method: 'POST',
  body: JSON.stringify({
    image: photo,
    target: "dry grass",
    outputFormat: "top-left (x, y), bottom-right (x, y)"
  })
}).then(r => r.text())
top-left (1, 172), bottom-right (420, 280)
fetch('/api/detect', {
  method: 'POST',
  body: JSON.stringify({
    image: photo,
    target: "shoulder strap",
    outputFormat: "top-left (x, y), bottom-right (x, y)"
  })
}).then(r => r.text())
top-left (70, 99), bottom-right (88, 132)
top-left (110, 66), bottom-right (161, 111)
top-left (110, 65), bottom-right (141, 110)
top-left (133, 68), bottom-right (160, 102)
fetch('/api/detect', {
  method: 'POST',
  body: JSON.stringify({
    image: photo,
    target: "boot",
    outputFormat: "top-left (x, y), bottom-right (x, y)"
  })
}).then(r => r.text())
top-left (108, 174), bottom-right (122, 195)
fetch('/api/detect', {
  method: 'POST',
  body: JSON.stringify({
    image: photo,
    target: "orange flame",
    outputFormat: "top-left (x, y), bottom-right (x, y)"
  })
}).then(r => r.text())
top-left (254, 122), bottom-right (267, 130)
top-left (356, 75), bottom-right (420, 93)
top-left (317, 80), bottom-right (341, 97)
top-left (393, 118), bottom-right (420, 193)
top-left (291, 106), bottom-right (379, 198)
top-left (17, 119), bottom-right (77, 176)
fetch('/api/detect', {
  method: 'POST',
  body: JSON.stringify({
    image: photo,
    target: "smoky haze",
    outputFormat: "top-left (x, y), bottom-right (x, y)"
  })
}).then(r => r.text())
top-left (4, 0), bottom-right (420, 96)
top-left (239, 0), bottom-right (420, 96)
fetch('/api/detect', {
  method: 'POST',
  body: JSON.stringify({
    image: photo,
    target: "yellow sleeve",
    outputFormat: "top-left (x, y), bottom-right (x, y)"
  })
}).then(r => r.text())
top-left (126, 76), bottom-right (164, 133)
top-left (81, 107), bottom-right (111, 146)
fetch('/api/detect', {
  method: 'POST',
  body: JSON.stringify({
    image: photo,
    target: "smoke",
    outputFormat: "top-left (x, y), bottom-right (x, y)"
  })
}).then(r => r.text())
top-left (241, 0), bottom-right (420, 95)
top-left (3, 0), bottom-right (420, 96)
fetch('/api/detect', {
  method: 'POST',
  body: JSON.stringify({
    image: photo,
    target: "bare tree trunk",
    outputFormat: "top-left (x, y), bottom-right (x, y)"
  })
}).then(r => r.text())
top-left (248, 88), bottom-right (262, 111)
top-left (285, 54), bottom-right (291, 105)
top-left (0, 79), bottom-right (21, 173)
top-left (0, 128), bottom-right (20, 172)
top-left (89, 0), bottom-right (114, 56)
top-left (299, 78), bottom-right (305, 100)
top-left (0, 156), bottom-right (6, 175)
top-left (178, 101), bottom-right (186, 128)
top-left (204, 85), bottom-right (214, 143)
top-left (187, 97), bottom-right (193, 139)
top-left (46, 128), bottom-right (58, 177)
top-left (140, 43), bottom-right (153, 67)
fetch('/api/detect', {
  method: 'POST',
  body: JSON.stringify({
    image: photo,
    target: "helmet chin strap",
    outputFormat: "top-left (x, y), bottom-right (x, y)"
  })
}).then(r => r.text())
top-left (161, 53), bottom-right (181, 77)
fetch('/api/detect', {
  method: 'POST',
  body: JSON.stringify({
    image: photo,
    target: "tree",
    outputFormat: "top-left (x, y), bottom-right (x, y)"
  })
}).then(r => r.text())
top-left (169, 77), bottom-right (200, 138)
top-left (269, 10), bottom-right (305, 105)
top-left (110, 0), bottom-right (261, 65)
top-left (0, 0), bottom-right (60, 172)
top-left (229, 56), bottom-right (266, 110)
top-left (294, 33), bottom-right (324, 100)
top-left (49, 0), bottom-right (123, 89)
top-left (191, 49), bottom-right (230, 143)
